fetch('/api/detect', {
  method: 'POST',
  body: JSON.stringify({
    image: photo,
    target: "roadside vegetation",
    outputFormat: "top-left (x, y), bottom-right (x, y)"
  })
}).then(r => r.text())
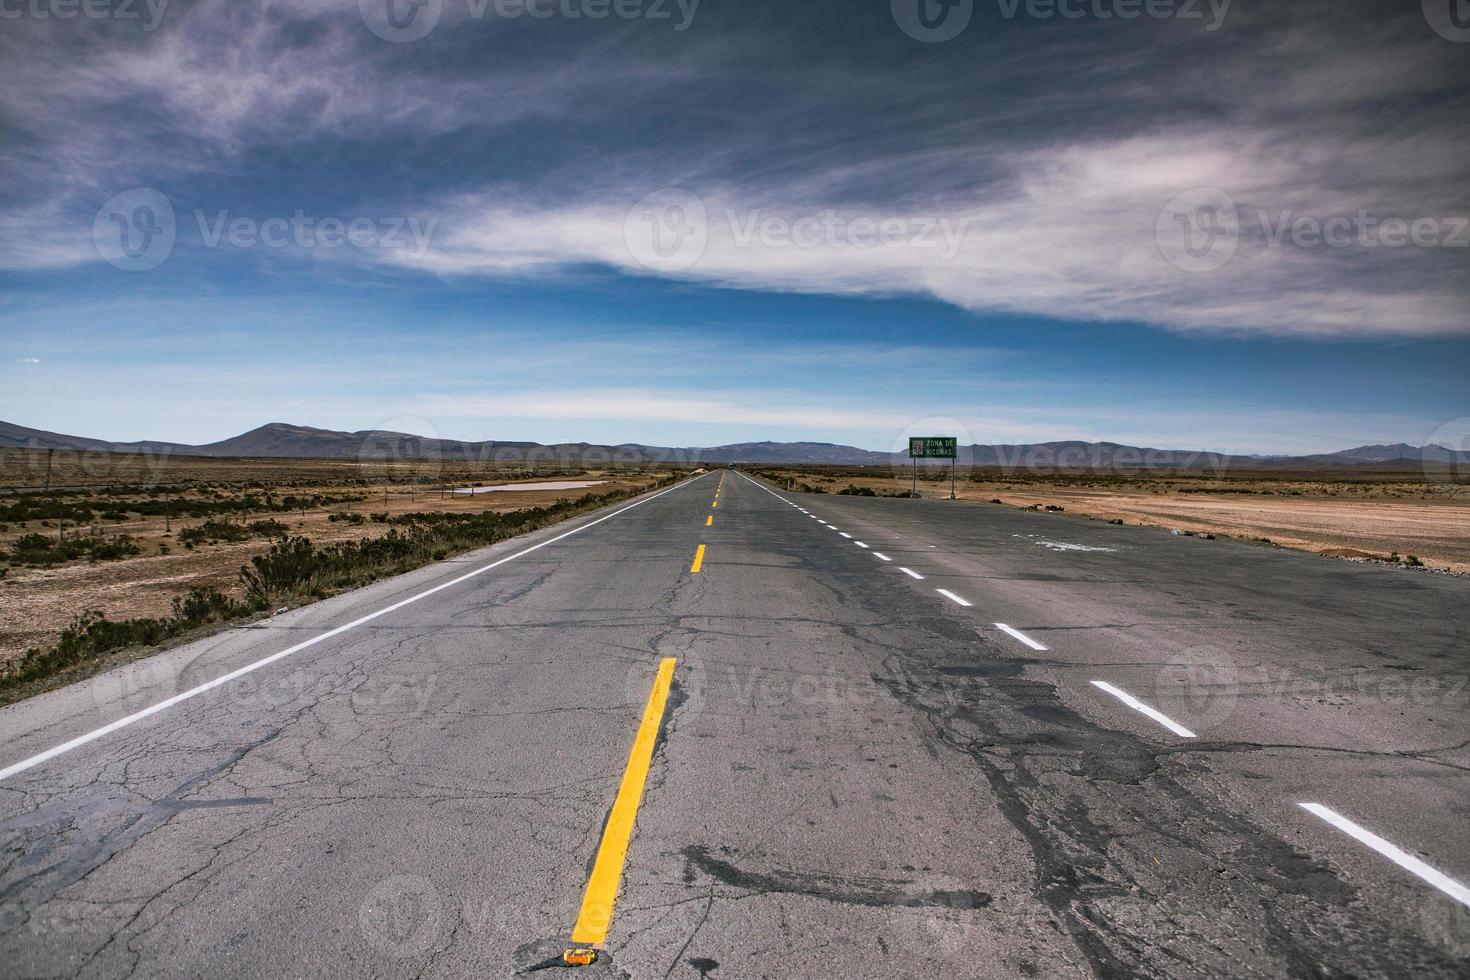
top-left (0, 475), bottom-right (680, 700)
top-left (7, 531), bottom-right (143, 566)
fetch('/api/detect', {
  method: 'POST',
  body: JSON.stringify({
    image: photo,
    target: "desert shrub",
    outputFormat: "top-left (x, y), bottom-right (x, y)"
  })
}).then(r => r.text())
top-left (178, 519), bottom-right (287, 546)
top-left (240, 536), bottom-right (320, 608)
top-left (838, 485), bottom-right (877, 496)
top-left (1, 587), bottom-right (246, 690)
top-left (85, 535), bottom-right (143, 561)
top-left (7, 532), bottom-right (141, 565)
top-left (4, 476), bottom-right (681, 692)
top-left (172, 586), bottom-right (246, 624)
top-left (10, 533), bottom-right (54, 556)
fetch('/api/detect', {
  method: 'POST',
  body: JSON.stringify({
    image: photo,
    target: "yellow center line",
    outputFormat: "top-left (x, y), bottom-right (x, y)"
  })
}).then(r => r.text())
top-left (690, 543), bottom-right (706, 573)
top-left (706, 515), bottom-right (713, 526)
top-left (568, 657), bottom-right (678, 949)
top-left (712, 499), bottom-right (718, 508)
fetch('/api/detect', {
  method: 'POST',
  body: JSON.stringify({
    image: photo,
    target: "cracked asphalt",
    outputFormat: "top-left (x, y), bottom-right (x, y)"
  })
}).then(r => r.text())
top-left (1, 470), bottom-right (1467, 978)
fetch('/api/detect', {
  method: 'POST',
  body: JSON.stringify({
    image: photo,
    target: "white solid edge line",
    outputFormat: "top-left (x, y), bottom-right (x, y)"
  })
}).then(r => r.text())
top-left (873, 553), bottom-right (892, 561)
top-left (0, 473), bottom-right (710, 783)
top-left (995, 623), bottom-right (1049, 652)
top-left (936, 589), bottom-right (973, 607)
top-left (1299, 803), bottom-right (1470, 909)
top-left (900, 567), bottom-right (925, 580)
top-left (1090, 680), bottom-right (1196, 739)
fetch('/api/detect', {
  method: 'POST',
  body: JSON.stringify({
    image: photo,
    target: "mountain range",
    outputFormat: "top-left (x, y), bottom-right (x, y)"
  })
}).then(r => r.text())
top-left (1, 420), bottom-right (1465, 469)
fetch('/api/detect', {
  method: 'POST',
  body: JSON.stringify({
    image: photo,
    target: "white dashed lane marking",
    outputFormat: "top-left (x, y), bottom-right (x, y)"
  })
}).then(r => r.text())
top-left (1090, 681), bottom-right (1196, 739)
top-left (745, 471), bottom-right (1470, 916)
top-left (1299, 804), bottom-right (1470, 910)
top-left (995, 623), bottom-right (1047, 651)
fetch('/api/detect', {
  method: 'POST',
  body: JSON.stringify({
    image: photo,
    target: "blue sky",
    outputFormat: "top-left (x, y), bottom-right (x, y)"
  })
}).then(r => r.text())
top-left (1, 0), bottom-right (1467, 453)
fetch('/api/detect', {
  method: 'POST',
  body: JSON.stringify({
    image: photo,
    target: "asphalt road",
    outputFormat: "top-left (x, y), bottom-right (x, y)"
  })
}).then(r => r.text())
top-left (1, 470), bottom-right (1467, 978)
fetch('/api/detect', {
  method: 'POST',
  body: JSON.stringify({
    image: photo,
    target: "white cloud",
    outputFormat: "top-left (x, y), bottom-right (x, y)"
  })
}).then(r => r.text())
top-left (1, 1), bottom-right (1465, 341)
top-left (391, 128), bottom-right (1468, 338)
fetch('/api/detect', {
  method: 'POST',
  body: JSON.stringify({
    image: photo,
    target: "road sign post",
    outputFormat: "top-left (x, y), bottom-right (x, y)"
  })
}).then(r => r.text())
top-left (908, 437), bottom-right (958, 499)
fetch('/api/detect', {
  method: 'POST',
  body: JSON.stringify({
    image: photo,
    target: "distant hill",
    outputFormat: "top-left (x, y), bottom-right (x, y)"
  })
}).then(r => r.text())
top-left (2, 420), bottom-right (1465, 470)
top-left (1319, 444), bottom-right (1465, 464)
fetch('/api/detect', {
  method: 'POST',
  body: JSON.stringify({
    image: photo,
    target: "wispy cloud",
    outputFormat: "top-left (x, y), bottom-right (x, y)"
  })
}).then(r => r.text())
top-left (0, 1), bottom-right (1465, 342)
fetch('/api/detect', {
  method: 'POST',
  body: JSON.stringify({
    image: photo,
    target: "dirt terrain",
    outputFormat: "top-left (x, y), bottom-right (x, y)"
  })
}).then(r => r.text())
top-left (0, 450), bottom-right (680, 666)
top-left (754, 465), bottom-right (1470, 574)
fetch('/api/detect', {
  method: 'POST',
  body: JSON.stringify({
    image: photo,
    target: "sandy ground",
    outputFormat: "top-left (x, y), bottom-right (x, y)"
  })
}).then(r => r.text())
top-left (974, 487), bottom-right (1470, 572)
top-left (0, 470), bottom-right (669, 665)
top-left (756, 468), bottom-right (1470, 575)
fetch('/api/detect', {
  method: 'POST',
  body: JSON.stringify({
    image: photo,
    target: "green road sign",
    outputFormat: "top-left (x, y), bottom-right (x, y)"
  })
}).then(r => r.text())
top-left (909, 437), bottom-right (958, 459)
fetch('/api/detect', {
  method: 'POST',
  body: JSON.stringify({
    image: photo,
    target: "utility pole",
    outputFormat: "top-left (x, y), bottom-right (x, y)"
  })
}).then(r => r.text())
top-left (165, 489), bottom-right (172, 533)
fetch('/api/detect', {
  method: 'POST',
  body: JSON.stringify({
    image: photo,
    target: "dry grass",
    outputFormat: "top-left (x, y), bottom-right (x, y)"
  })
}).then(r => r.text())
top-left (0, 450), bottom-right (682, 666)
